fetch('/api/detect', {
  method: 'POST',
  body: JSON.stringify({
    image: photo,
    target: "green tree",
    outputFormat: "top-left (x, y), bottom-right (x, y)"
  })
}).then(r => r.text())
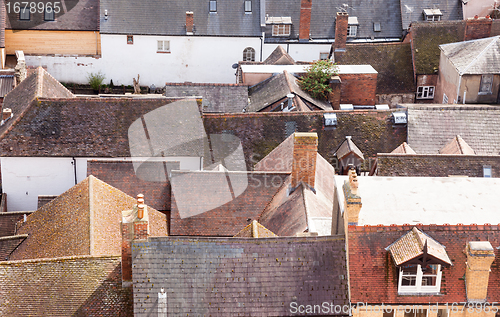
top-left (87, 71), bottom-right (106, 91)
top-left (299, 60), bottom-right (339, 100)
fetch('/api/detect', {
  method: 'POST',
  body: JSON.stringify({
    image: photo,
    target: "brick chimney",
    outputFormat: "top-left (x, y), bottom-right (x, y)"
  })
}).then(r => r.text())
top-left (334, 12), bottom-right (348, 61)
top-left (343, 167), bottom-right (362, 226)
top-left (291, 132), bottom-right (318, 189)
top-left (328, 75), bottom-right (342, 109)
top-left (299, 0), bottom-right (312, 41)
top-left (121, 194), bottom-right (149, 287)
top-left (186, 11), bottom-right (194, 35)
top-left (464, 16), bottom-right (492, 41)
top-left (465, 241), bottom-right (496, 302)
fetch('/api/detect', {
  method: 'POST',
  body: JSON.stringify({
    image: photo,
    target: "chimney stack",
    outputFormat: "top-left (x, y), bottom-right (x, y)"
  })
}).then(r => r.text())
top-left (121, 194), bottom-right (149, 286)
top-left (334, 12), bottom-right (348, 61)
top-left (299, 0), bottom-right (312, 41)
top-left (291, 132), bottom-right (318, 189)
top-left (343, 167), bottom-right (361, 226)
top-left (328, 76), bottom-right (342, 109)
top-left (186, 11), bottom-right (194, 35)
top-left (464, 16), bottom-right (492, 41)
top-left (465, 241), bottom-right (496, 302)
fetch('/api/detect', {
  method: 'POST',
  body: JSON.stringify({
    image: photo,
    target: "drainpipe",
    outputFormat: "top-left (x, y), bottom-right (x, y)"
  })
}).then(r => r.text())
top-left (71, 157), bottom-right (77, 185)
top-left (456, 73), bottom-right (462, 104)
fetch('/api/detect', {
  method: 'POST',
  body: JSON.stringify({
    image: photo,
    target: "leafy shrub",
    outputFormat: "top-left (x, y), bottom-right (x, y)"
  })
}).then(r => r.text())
top-left (87, 72), bottom-right (106, 91)
top-left (299, 60), bottom-right (339, 100)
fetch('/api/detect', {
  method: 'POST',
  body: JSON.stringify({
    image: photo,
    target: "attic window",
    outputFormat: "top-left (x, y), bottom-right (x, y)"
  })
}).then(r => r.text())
top-left (347, 17), bottom-right (358, 37)
top-left (20, 7), bottom-right (30, 20)
top-left (373, 22), bottom-right (381, 32)
top-left (479, 74), bottom-right (493, 94)
top-left (209, 0), bottom-right (217, 12)
top-left (44, 7), bottom-right (55, 21)
top-left (266, 16), bottom-right (292, 37)
top-left (245, 0), bottom-right (252, 13)
top-left (423, 9), bottom-right (442, 21)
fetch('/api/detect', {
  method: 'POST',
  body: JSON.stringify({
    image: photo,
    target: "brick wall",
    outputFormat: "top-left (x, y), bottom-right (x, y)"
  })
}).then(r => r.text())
top-left (87, 160), bottom-right (170, 212)
top-left (340, 73), bottom-right (378, 105)
top-left (377, 154), bottom-right (500, 177)
top-left (203, 111), bottom-right (406, 171)
top-left (334, 12), bottom-right (348, 52)
top-left (464, 17), bottom-right (493, 41)
top-left (299, 0), bottom-right (312, 40)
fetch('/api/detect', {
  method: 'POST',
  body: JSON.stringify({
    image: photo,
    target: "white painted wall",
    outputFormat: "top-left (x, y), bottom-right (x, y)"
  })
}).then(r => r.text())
top-left (24, 34), bottom-right (334, 85)
top-left (1, 157), bottom-right (87, 211)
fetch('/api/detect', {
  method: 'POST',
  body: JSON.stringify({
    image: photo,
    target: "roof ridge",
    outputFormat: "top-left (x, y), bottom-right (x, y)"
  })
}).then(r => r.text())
top-left (35, 67), bottom-right (43, 98)
top-left (0, 254), bottom-right (121, 265)
top-left (0, 98), bottom-right (37, 141)
top-left (283, 70), bottom-right (294, 94)
top-left (256, 176), bottom-right (290, 221)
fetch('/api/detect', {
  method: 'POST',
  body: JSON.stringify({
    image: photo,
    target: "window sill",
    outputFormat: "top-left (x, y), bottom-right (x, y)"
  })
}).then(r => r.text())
top-left (478, 92), bottom-right (492, 95)
top-left (398, 291), bottom-right (442, 296)
top-left (157, 51), bottom-right (171, 54)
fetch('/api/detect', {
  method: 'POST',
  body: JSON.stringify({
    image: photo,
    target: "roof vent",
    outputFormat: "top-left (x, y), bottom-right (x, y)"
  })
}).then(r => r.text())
top-left (392, 112), bottom-right (407, 124)
top-left (340, 104), bottom-right (354, 110)
top-left (375, 104), bottom-right (389, 110)
top-left (373, 22), bottom-right (381, 32)
top-left (324, 113), bottom-right (337, 126)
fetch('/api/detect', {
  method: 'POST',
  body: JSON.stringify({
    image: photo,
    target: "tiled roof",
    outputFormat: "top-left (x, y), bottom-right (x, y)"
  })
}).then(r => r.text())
top-left (391, 142), bottom-right (417, 154)
top-left (407, 106), bottom-right (500, 155)
top-left (387, 227), bottom-right (452, 266)
top-left (265, 0), bottom-right (402, 40)
top-left (440, 36), bottom-right (500, 74)
top-left (233, 220), bottom-right (278, 237)
top-left (10, 176), bottom-right (168, 261)
top-left (264, 46), bottom-right (296, 65)
top-left (0, 235), bottom-right (27, 261)
top-left (247, 71), bottom-right (332, 112)
top-left (164, 83), bottom-right (248, 113)
top-left (410, 21), bottom-right (466, 74)
top-left (0, 74), bottom-right (14, 98)
top-left (254, 132), bottom-right (295, 172)
top-left (439, 135), bottom-right (476, 154)
top-left (334, 136), bottom-right (364, 160)
top-left (0, 67), bottom-right (74, 141)
top-left (0, 97), bottom-right (194, 157)
top-left (400, 0), bottom-right (463, 30)
top-left (0, 211), bottom-right (33, 237)
top-left (132, 235), bottom-right (349, 316)
top-left (338, 43), bottom-right (415, 94)
top-left (100, 0), bottom-right (261, 36)
top-left (0, 255), bottom-right (132, 316)
top-left (5, 0), bottom-right (99, 31)
top-left (348, 224), bottom-right (500, 303)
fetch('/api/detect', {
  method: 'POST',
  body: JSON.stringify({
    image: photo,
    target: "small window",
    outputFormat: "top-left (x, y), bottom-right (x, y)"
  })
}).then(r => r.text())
top-left (20, 7), bottom-right (30, 20)
top-left (373, 22), bottom-right (381, 32)
top-left (44, 8), bottom-right (55, 21)
top-left (319, 52), bottom-right (329, 60)
top-left (243, 47), bottom-right (255, 61)
top-left (417, 86), bottom-right (435, 99)
top-left (272, 24), bottom-right (291, 36)
top-left (347, 25), bottom-right (357, 37)
top-left (398, 264), bottom-right (442, 294)
top-left (479, 74), bottom-right (493, 94)
top-left (209, 0), bottom-right (217, 12)
top-left (127, 35), bottom-right (134, 45)
top-left (245, 0), bottom-right (252, 13)
top-left (157, 40), bottom-right (170, 53)
top-left (483, 166), bottom-right (492, 178)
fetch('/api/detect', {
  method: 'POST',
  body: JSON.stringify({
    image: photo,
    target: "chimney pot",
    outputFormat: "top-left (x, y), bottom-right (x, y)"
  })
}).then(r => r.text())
top-left (137, 204), bottom-right (145, 219)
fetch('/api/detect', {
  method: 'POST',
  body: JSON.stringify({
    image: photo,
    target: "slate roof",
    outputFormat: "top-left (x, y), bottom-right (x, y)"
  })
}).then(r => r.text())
top-left (264, 46), bottom-right (296, 65)
top-left (337, 43), bottom-right (415, 94)
top-left (247, 71), bottom-right (332, 112)
top-left (349, 224), bottom-right (500, 303)
top-left (440, 36), bottom-right (500, 74)
top-left (334, 136), bottom-right (364, 160)
top-left (0, 255), bottom-right (132, 316)
top-left (391, 141), bottom-right (416, 154)
top-left (400, 0), bottom-right (463, 30)
top-left (439, 135), bottom-right (475, 154)
top-left (0, 96), bottom-right (204, 157)
top-left (10, 175), bottom-right (168, 261)
top-left (0, 67), bottom-right (74, 141)
top-left (5, 0), bottom-right (99, 31)
top-left (265, 0), bottom-right (403, 41)
top-left (387, 227), bottom-right (452, 266)
top-left (132, 235), bottom-right (349, 316)
top-left (164, 83), bottom-right (248, 113)
top-left (407, 105), bottom-right (500, 155)
top-left (100, 0), bottom-right (261, 36)
top-left (410, 21), bottom-right (466, 75)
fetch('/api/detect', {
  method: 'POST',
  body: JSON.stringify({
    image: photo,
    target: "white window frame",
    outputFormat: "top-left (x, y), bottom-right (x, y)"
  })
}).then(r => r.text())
top-left (272, 24), bottom-right (291, 36)
top-left (244, 0), bottom-right (252, 13)
top-left (425, 15), bottom-right (441, 21)
top-left (417, 86), bottom-right (435, 99)
top-left (157, 40), bottom-right (170, 53)
top-left (398, 264), bottom-right (442, 294)
top-left (347, 25), bottom-right (357, 37)
top-left (243, 47), bottom-right (255, 61)
top-left (479, 74), bottom-right (493, 94)
top-left (319, 52), bottom-right (330, 60)
top-left (209, 0), bottom-right (217, 12)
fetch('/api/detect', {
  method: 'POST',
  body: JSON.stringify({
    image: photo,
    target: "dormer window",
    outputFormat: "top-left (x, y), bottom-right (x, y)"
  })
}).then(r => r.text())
top-left (386, 227), bottom-right (452, 295)
top-left (245, 0), bottom-right (252, 13)
top-left (347, 17), bottom-right (358, 37)
top-left (423, 9), bottom-right (442, 21)
top-left (266, 16), bottom-right (292, 37)
top-left (209, 0), bottom-right (217, 13)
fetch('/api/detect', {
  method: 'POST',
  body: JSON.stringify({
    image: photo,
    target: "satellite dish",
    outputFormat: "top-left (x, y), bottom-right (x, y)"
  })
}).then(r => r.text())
top-left (232, 63), bottom-right (238, 69)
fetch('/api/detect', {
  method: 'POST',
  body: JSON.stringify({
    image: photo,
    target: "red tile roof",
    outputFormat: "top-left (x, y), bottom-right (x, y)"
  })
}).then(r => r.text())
top-left (348, 224), bottom-right (500, 304)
